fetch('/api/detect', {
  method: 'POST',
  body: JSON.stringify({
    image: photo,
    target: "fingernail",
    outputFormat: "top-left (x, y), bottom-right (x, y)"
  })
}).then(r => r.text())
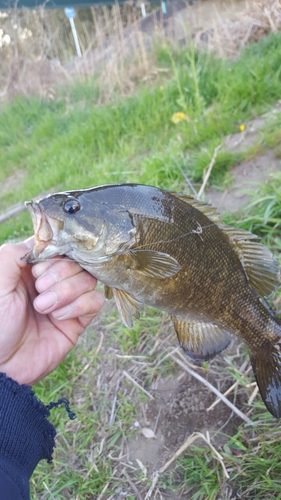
top-left (35, 290), bottom-right (58, 312)
top-left (36, 271), bottom-right (58, 292)
top-left (52, 305), bottom-right (72, 320)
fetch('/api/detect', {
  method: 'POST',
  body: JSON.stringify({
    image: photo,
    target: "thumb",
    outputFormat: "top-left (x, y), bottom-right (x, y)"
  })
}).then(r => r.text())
top-left (0, 237), bottom-right (34, 297)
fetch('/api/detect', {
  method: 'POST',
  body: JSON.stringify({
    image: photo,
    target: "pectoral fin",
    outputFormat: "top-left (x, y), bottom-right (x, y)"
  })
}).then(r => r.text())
top-left (173, 316), bottom-right (231, 361)
top-left (113, 288), bottom-right (143, 328)
top-left (128, 250), bottom-right (180, 279)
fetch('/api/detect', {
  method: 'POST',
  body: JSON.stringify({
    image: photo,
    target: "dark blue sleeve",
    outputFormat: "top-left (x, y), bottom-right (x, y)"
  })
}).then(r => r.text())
top-left (0, 373), bottom-right (56, 499)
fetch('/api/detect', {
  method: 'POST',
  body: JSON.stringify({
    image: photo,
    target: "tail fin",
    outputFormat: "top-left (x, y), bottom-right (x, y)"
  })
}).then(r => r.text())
top-left (250, 344), bottom-right (281, 418)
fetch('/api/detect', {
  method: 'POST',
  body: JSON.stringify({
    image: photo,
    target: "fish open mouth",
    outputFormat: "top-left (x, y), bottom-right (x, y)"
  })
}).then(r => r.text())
top-left (25, 200), bottom-right (56, 259)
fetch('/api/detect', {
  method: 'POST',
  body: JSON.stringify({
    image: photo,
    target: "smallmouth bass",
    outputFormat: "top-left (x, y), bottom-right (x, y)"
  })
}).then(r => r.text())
top-left (26, 184), bottom-right (281, 418)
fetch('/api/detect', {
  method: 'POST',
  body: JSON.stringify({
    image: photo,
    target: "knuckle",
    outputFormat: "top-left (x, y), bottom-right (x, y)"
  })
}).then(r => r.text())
top-left (78, 271), bottom-right (97, 291)
top-left (63, 280), bottom-right (75, 297)
top-left (87, 290), bottom-right (104, 313)
top-left (77, 290), bottom-right (104, 316)
top-left (53, 258), bottom-right (80, 279)
top-left (54, 259), bottom-right (72, 277)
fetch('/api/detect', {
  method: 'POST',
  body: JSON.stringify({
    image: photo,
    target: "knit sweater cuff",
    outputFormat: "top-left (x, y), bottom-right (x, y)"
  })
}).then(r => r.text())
top-left (0, 373), bottom-right (56, 479)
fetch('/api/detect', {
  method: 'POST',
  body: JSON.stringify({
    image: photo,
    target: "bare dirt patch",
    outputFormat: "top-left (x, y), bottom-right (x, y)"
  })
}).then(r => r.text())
top-left (207, 151), bottom-right (280, 213)
top-left (78, 305), bottom-right (251, 499)
top-left (80, 314), bottom-right (249, 499)
top-left (128, 365), bottom-right (244, 471)
top-left (206, 103), bottom-right (281, 212)
top-left (0, 170), bottom-right (27, 196)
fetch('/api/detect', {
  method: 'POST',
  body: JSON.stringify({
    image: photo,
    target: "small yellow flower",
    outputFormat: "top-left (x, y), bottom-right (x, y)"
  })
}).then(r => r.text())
top-left (239, 124), bottom-right (245, 131)
top-left (171, 112), bottom-right (190, 124)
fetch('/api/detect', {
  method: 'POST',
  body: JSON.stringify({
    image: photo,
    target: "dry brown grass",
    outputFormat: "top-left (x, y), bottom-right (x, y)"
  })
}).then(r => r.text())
top-left (0, 2), bottom-right (159, 99)
top-left (0, 0), bottom-right (280, 100)
top-left (193, 0), bottom-right (281, 57)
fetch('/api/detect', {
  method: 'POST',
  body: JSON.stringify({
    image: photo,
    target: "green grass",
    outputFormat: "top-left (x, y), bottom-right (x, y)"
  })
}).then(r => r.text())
top-left (1, 30), bottom-right (281, 500)
top-left (225, 171), bottom-right (281, 252)
top-left (164, 397), bottom-right (281, 500)
top-left (1, 30), bottom-right (281, 243)
top-left (169, 416), bottom-right (281, 499)
top-left (30, 309), bottom-right (173, 499)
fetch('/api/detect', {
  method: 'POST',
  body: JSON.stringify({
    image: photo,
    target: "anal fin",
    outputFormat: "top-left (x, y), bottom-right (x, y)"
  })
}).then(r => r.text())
top-left (173, 316), bottom-right (231, 361)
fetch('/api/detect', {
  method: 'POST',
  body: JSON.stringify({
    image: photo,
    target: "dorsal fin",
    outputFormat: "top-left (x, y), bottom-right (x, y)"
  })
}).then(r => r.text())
top-left (222, 226), bottom-right (280, 297)
top-left (170, 192), bottom-right (221, 224)
top-left (170, 192), bottom-right (280, 298)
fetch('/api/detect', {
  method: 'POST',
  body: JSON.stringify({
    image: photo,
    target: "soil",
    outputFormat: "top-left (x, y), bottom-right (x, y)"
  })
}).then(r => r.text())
top-left (0, 170), bottom-right (27, 196)
top-left (128, 365), bottom-right (244, 470)
top-left (207, 151), bottom-right (280, 213)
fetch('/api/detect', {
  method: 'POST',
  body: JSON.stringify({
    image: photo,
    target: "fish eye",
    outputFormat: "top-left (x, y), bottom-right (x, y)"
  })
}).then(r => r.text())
top-left (63, 198), bottom-right (81, 214)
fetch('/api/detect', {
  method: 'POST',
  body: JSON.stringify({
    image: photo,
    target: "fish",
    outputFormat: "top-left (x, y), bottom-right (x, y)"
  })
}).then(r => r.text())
top-left (25, 184), bottom-right (281, 418)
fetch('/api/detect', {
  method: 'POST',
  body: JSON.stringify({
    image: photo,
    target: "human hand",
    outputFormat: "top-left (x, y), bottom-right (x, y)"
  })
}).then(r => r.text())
top-left (0, 238), bottom-right (104, 385)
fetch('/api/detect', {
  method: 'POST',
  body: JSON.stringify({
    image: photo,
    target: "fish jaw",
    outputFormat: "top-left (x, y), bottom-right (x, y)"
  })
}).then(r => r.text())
top-left (25, 200), bottom-right (61, 261)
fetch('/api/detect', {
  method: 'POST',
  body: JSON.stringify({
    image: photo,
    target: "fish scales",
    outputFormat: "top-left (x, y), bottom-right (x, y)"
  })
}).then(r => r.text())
top-left (25, 184), bottom-right (281, 419)
top-left (115, 203), bottom-right (278, 346)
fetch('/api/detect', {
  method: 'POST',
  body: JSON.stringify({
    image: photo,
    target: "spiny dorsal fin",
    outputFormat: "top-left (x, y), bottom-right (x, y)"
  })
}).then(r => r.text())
top-left (170, 192), bottom-right (221, 224)
top-left (171, 192), bottom-right (279, 298)
top-left (173, 316), bottom-right (231, 361)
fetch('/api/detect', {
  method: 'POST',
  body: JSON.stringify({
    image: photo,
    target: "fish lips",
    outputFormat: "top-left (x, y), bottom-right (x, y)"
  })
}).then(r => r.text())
top-left (25, 200), bottom-right (58, 261)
